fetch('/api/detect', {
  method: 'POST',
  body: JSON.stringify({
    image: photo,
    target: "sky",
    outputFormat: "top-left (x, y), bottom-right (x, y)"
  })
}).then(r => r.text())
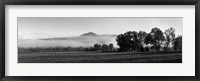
top-left (18, 17), bottom-right (183, 39)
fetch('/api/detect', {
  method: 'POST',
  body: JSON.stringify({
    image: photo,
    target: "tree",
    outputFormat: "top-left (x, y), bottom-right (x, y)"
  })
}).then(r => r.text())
top-left (138, 31), bottom-right (148, 44)
top-left (116, 34), bottom-right (128, 51)
top-left (164, 27), bottom-right (175, 51)
top-left (173, 35), bottom-right (182, 51)
top-left (138, 31), bottom-right (147, 51)
top-left (145, 27), bottom-right (165, 51)
top-left (102, 44), bottom-right (109, 52)
top-left (144, 33), bottom-right (153, 51)
top-left (108, 43), bottom-right (114, 52)
top-left (144, 33), bottom-right (153, 45)
top-left (116, 31), bottom-right (141, 52)
top-left (94, 43), bottom-right (101, 51)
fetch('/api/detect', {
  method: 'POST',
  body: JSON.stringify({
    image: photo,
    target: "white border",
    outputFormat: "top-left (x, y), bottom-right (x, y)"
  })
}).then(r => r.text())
top-left (5, 5), bottom-right (195, 76)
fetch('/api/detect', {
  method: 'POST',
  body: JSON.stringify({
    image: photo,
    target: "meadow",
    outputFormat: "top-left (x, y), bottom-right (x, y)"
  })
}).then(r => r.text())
top-left (18, 52), bottom-right (182, 63)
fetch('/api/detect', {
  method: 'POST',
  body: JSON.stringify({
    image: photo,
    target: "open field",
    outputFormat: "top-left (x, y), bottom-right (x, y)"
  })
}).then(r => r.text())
top-left (18, 52), bottom-right (182, 63)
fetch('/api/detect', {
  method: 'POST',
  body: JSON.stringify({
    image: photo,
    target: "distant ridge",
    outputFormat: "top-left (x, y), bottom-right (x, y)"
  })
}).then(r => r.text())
top-left (80, 32), bottom-right (98, 36)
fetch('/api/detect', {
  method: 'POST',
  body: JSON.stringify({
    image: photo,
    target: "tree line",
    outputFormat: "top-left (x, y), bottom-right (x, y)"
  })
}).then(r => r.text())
top-left (116, 27), bottom-right (182, 52)
top-left (93, 43), bottom-right (114, 52)
top-left (18, 43), bottom-right (115, 53)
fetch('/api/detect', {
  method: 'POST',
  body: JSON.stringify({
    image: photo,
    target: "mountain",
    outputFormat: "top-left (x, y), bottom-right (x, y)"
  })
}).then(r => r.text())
top-left (80, 32), bottom-right (98, 36)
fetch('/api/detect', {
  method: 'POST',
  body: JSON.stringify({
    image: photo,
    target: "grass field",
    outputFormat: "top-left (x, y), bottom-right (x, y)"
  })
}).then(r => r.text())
top-left (18, 52), bottom-right (182, 63)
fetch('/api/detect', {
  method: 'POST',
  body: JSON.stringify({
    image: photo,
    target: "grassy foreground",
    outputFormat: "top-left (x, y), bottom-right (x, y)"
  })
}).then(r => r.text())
top-left (18, 52), bottom-right (182, 63)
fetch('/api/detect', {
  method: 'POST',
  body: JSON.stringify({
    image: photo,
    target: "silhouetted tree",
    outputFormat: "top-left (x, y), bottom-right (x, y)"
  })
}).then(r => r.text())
top-left (116, 34), bottom-right (127, 51)
top-left (138, 31), bottom-right (147, 52)
top-left (116, 31), bottom-right (141, 52)
top-left (144, 34), bottom-right (153, 45)
top-left (145, 27), bottom-right (165, 51)
top-left (108, 43), bottom-right (114, 52)
top-left (164, 27), bottom-right (175, 51)
top-left (102, 44), bottom-right (109, 52)
top-left (173, 35), bottom-right (182, 51)
top-left (94, 43), bottom-right (102, 51)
